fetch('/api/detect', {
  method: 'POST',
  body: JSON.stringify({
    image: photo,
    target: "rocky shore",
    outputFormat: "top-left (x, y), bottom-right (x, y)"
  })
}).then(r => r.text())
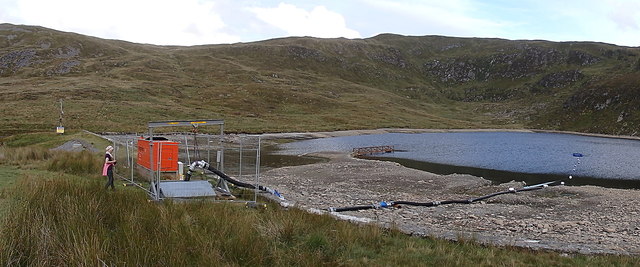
top-left (259, 130), bottom-right (640, 256)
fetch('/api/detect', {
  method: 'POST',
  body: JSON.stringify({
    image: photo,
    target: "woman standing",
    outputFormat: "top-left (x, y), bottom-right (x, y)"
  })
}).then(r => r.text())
top-left (102, 145), bottom-right (117, 190)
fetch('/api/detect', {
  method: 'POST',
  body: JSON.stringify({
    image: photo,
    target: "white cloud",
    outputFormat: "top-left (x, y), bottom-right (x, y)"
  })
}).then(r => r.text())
top-left (8, 0), bottom-right (241, 45)
top-left (359, 0), bottom-right (640, 46)
top-left (2, 0), bottom-right (639, 47)
top-left (607, 0), bottom-right (640, 31)
top-left (545, 0), bottom-right (640, 46)
top-left (359, 0), bottom-right (508, 38)
top-left (250, 3), bottom-right (361, 39)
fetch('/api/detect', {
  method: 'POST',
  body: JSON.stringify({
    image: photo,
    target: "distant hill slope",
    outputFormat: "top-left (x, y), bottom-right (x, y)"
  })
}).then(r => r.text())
top-left (1, 24), bottom-right (639, 135)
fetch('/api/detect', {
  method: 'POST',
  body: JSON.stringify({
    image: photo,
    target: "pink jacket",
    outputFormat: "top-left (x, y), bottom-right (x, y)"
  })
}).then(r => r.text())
top-left (102, 162), bottom-right (114, 176)
top-left (102, 152), bottom-right (115, 176)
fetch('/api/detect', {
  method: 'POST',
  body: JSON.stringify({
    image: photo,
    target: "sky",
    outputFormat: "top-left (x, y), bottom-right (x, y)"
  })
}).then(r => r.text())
top-left (0, 0), bottom-right (639, 47)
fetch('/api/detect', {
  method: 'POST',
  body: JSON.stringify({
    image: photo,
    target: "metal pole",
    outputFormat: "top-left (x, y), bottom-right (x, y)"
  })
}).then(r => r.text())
top-left (239, 136), bottom-right (243, 181)
top-left (193, 127), bottom-right (200, 160)
top-left (126, 140), bottom-right (130, 168)
top-left (112, 140), bottom-right (117, 177)
top-left (125, 140), bottom-right (132, 185)
top-left (216, 151), bottom-right (221, 170)
top-left (149, 127), bottom-right (157, 201)
top-left (184, 136), bottom-right (190, 164)
top-left (255, 136), bottom-right (261, 203)
top-left (58, 99), bottom-right (64, 128)
top-left (207, 135), bottom-right (211, 163)
top-left (130, 140), bottom-right (134, 183)
top-left (220, 124), bottom-right (224, 172)
top-left (157, 143), bottom-right (163, 188)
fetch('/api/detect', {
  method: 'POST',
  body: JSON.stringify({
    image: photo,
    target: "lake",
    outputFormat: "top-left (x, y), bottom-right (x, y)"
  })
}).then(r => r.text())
top-left (274, 131), bottom-right (640, 189)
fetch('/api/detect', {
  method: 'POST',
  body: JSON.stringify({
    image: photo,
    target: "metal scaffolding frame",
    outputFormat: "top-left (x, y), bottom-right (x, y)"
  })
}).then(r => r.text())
top-left (147, 120), bottom-right (225, 201)
top-left (219, 134), bottom-right (262, 203)
top-left (102, 120), bottom-right (264, 203)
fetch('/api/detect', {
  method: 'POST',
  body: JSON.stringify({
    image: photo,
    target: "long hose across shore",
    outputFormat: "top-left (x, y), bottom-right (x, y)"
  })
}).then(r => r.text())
top-left (327, 180), bottom-right (563, 212)
top-left (328, 153), bottom-right (583, 212)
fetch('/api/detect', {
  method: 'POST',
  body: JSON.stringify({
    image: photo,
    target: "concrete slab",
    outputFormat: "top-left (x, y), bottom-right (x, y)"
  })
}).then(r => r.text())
top-left (158, 180), bottom-right (216, 198)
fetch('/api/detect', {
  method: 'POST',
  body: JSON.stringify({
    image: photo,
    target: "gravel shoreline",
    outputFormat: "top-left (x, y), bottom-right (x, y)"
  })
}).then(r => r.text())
top-left (259, 129), bottom-right (640, 255)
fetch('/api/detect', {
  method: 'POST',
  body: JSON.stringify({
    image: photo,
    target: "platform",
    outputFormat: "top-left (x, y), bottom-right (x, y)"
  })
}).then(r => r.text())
top-left (156, 180), bottom-right (217, 198)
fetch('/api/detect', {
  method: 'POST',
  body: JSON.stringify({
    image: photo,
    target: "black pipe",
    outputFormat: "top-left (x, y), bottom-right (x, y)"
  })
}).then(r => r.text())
top-left (328, 182), bottom-right (557, 212)
top-left (207, 166), bottom-right (256, 189)
top-left (329, 154), bottom-right (580, 212)
top-left (185, 160), bottom-right (284, 199)
top-left (185, 162), bottom-right (257, 189)
top-left (330, 205), bottom-right (378, 212)
top-left (469, 190), bottom-right (514, 203)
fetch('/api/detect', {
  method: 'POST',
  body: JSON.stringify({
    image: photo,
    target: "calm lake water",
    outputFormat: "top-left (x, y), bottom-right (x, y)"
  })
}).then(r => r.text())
top-left (275, 132), bottom-right (640, 189)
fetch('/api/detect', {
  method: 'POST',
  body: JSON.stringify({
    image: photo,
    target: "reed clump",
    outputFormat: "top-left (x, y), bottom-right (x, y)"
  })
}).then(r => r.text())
top-left (2, 172), bottom-right (638, 266)
top-left (0, 174), bottom-right (373, 266)
top-left (0, 146), bottom-right (51, 164)
top-left (46, 150), bottom-right (102, 176)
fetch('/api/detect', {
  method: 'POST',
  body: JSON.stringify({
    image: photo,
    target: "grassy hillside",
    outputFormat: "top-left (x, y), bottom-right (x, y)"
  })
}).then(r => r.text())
top-left (1, 24), bottom-right (639, 135)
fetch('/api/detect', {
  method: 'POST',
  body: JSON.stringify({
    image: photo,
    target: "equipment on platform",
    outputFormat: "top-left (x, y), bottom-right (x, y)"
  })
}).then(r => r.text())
top-left (141, 120), bottom-right (225, 200)
top-left (137, 137), bottom-right (180, 172)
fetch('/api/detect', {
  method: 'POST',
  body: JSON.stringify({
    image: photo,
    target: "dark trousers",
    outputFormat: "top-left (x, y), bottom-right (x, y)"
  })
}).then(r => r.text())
top-left (105, 167), bottom-right (115, 190)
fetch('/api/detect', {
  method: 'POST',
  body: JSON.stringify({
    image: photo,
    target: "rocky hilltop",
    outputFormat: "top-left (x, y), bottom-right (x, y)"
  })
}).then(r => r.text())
top-left (1, 24), bottom-right (639, 134)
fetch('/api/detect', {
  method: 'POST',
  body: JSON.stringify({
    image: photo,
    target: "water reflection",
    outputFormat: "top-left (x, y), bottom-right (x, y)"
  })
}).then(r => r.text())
top-left (274, 132), bottom-right (640, 189)
top-left (261, 145), bottom-right (327, 170)
top-left (368, 156), bottom-right (640, 189)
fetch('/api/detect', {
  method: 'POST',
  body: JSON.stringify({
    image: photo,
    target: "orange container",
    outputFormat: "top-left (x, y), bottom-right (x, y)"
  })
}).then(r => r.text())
top-left (137, 138), bottom-right (179, 172)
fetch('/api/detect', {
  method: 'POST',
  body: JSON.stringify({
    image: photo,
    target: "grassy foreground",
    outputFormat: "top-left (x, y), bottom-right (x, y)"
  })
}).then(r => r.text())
top-left (0, 135), bottom-right (639, 266)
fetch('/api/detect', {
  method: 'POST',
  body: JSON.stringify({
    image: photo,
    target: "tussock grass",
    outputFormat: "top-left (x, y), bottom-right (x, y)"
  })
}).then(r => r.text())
top-left (0, 174), bottom-right (354, 266)
top-left (1, 172), bottom-right (639, 266)
top-left (0, 146), bottom-right (51, 164)
top-left (0, 145), bottom-right (103, 176)
top-left (0, 132), bottom-right (60, 148)
top-left (46, 150), bottom-right (102, 176)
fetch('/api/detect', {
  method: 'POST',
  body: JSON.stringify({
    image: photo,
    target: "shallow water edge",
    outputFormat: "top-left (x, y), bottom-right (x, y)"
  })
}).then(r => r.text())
top-left (367, 156), bottom-right (640, 190)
